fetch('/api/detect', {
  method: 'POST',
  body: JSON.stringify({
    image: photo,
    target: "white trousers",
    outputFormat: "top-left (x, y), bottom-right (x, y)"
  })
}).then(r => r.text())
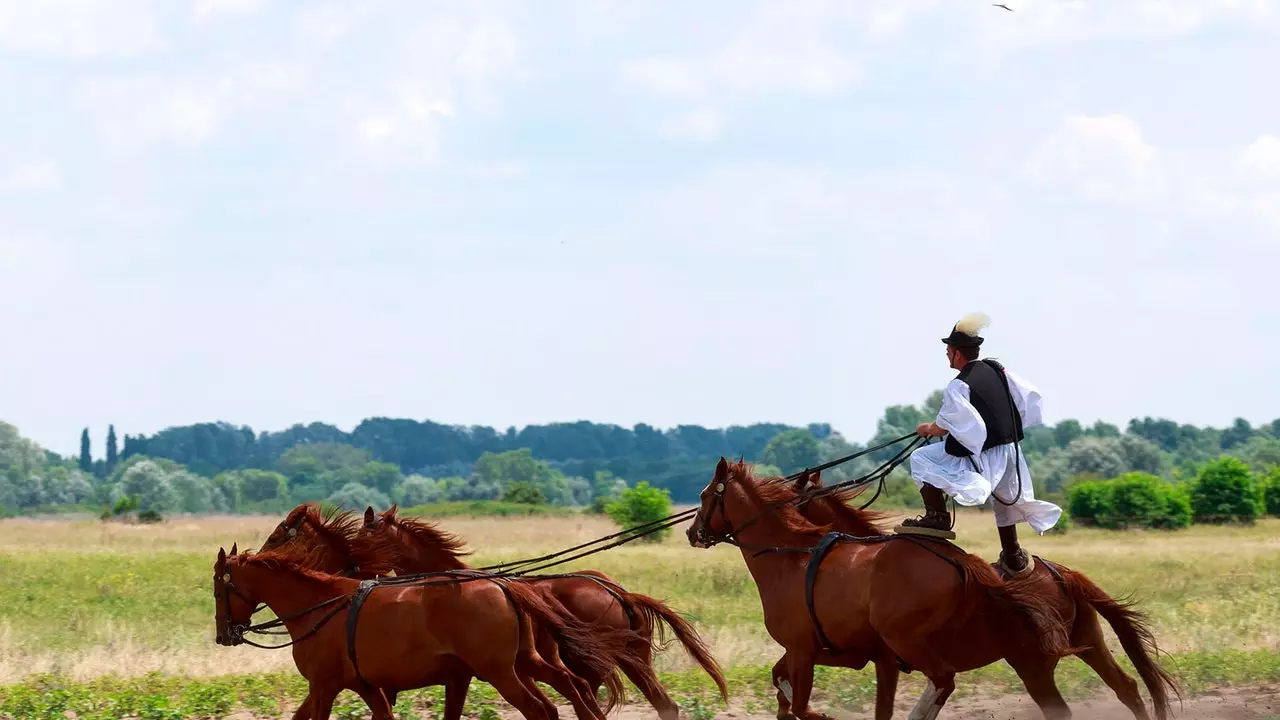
top-left (909, 441), bottom-right (1062, 535)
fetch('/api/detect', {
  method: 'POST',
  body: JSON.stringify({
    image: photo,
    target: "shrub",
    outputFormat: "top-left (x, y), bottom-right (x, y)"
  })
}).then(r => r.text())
top-left (1066, 480), bottom-right (1114, 522)
top-left (1065, 474), bottom-right (1190, 530)
top-left (501, 482), bottom-right (546, 505)
top-left (605, 481), bottom-right (673, 543)
top-left (1190, 457), bottom-right (1264, 524)
top-left (1262, 467), bottom-right (1280, 517)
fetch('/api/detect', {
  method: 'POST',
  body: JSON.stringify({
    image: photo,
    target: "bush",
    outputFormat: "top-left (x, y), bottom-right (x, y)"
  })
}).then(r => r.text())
top-left (501, 482), bottom-right (546, 505)
top-left (1190, 458), bottom-right (1264, 524)
top-left (1066, 480), bottom-right (1114, 522)
top-left (1261, 467), bottom-right (1280, 517)
top-left (605, 481), bottom-right (673, 543)
top-left (1065, 474), bottom-right (1190, 530)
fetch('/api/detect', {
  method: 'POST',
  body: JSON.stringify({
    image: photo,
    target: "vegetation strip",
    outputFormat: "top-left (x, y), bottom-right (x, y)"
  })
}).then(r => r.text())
top-left (2, 651), bottom-right (1277, 720)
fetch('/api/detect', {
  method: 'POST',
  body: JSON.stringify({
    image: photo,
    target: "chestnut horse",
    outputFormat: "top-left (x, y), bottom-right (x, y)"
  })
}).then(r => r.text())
top-left (359, 504), bottom-right (729, 720)
top-left (770, 469), bottom-right (1180, 720)
top-left (686, 457), bottom-right (1078, 720)
top-left (253, 505), bottom-right (627, 720)
top-left (219, 526), bottom-right (630, 719)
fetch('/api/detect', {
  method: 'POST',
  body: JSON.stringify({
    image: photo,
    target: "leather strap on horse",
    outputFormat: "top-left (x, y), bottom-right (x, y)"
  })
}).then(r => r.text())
top-left (346, 579), bottom-right (378, 691)
top-left (799, 532), bottom-right (965, 655)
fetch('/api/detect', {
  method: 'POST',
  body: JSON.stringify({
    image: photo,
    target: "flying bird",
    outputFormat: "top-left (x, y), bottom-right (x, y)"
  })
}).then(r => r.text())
top-left (993, 3), bottom-right (1013, 10)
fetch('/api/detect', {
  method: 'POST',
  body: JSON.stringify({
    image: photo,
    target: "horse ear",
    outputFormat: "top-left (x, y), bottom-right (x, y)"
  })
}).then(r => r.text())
top-left (230, 542), bottom-right (238, 556)
top-left (364, 506), bottom-right (375, 525)
top-left (389, 503), bottom-right (398, 515)
top-left (715, 457), bottom-right (728, 480)
top-left (218, 547), bottom-right (226, 562)
top-left (811, 469), bottom-right (822, 486)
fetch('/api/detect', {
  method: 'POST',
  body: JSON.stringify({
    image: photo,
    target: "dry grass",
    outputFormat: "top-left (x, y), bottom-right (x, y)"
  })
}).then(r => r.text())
top-left (0, 508), bottom-right (1276, 685)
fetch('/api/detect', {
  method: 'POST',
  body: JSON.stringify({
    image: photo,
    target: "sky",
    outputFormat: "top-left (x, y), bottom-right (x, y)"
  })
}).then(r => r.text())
top-left (2, 0), bottom-right (1279, 457)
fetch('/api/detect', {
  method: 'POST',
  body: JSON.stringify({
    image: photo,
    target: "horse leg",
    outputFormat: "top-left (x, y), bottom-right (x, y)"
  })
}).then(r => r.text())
top-left (354, 686), bottom-right (397, 720)
top-left (784, 652), bottom-right (834, 720)
top-left (519, 672), bottom-right (563, 720)
top-left (876, 640), bottom-right (954, 720)
top-left (483, 666), bottom-right (553, 720)
top-left (619, 648), bottom-right (680, 720)
top-left (443, 673), bottom-right (475, 720)
top-left (772, 654), bottom-right (795, 720)
top-left (1073, 617), bottom-right (1149, 720)
top-left (303, 684), bottom-right (339, 720)
top-left (289, 693), bottom-right (312, 720)
top-left (873, 656), bottom-right (900, 720)
top-left (1009, 659), bottom-right (1071, 720)
top-left (526, 654), bottom-right (600, 720)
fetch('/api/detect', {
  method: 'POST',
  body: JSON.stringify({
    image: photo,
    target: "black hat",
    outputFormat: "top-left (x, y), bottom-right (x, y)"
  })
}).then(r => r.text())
top-left (941, 312), bottom-right (990, 348)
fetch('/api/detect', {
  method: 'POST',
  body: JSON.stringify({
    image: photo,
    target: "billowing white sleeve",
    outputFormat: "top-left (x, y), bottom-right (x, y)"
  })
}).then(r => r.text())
top-left (936, 379), bottom-right (986, 456)
top-left (1003, 368), bottom-right (1044, 428)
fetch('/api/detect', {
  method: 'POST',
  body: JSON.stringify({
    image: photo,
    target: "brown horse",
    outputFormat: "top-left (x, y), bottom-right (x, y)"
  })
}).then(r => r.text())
top-left (359, 503), bottom-right (729, 720)
top-left (771, 469), bottom-right (1180, 720)
top-left (686, 457), bottom-right (1083, 720)
top-left (253, 505), bottom-right (628, 720)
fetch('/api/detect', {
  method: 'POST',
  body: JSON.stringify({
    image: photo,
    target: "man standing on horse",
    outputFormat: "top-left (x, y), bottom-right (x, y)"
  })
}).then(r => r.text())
top-left (896, 312), bottom-right (1062, 577)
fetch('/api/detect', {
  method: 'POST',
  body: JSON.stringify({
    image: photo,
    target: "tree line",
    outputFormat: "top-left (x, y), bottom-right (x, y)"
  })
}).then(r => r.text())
top-left (1, 393), bottom-right (1279, 521)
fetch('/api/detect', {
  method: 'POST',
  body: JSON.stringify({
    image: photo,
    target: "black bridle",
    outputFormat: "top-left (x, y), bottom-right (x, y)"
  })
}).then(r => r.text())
top-left (216, 564), bottom-right (354, 650)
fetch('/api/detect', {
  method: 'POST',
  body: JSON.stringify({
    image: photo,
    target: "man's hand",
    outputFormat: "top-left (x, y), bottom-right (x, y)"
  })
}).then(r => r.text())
top-left (916, 422), bottom-right (946, 438)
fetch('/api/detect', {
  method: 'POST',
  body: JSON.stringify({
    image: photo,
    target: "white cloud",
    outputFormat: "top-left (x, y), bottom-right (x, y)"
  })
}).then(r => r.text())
top-left (0, 0), bottom-right (164, 57)
top-left (347, 9), bottom-right (523, 167)
top-left (76, 62), bottom-right (305, 153)
top-left (193, 0), bottom-right (267, 24)
top-left (4, 161), bottom-right (62, 192)
top-left (1026, 114), bottom-right (1159, 203)
top-left (622, 58), bottom-right (704, 99)
top-left (663, 108), bottom-right (722, 142)
top-left (1239, 134), bottom-right (1280, 178)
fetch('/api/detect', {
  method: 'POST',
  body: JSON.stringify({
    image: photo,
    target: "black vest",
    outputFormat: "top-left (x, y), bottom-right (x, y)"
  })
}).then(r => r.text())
top-left (944, 359), bottom-right (1024, 458)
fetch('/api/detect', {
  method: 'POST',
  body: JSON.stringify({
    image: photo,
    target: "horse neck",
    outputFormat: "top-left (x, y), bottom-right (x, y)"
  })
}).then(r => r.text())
top-left (806, 497), bottom-right (883, 537)
top-left (235, 562), bottom-right (349, 633)
top-left (395, 531), bottom-right (471, 573)
top-left (722, 486), bottom-right (823, 552)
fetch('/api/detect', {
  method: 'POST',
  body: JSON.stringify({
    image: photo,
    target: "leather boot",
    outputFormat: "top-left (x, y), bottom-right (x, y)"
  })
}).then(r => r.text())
top-left (894, 485), bottom-right (955, 539)
top-left (996, 524), bottom-right (1032, 577)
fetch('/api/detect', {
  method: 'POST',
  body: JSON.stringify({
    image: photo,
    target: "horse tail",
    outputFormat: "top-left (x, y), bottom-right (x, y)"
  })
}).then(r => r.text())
top-left (624, 591), bottom-right (729, 701)
top-left (954, 554), bottom-right (1076, 660)
top-left (1058, 566), bottom-right (1182, 720)
top-left (500, 580), bottom-right (632, 714)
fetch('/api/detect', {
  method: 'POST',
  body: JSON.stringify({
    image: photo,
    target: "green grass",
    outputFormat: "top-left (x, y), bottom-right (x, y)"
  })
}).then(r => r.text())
top-left (3, 650), bottom-right (1279, 720)
top-left (0, 511), bottom-right (1277, 710)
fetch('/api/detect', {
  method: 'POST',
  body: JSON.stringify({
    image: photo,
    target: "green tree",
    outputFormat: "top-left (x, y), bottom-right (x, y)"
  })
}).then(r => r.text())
top-left (605, 481), bottom-right (673, 543)
top-left (119, 460), bottom-right (179, 513)
top-left (79, 429), bottom-right (92, 473)
top-left (502, 482), bottom-right (546, 505)
top-left (327, 483), bottom-right (391, 512)
top-left (358, 461), bottom-right (404, 496)
top-left (105, 425), bottom-right (119, 474)
top-left (398, 475), bottom-right (442, 506)
top-left (1108, 473), bottom-right (1191, 530)
top-left (1260, 467), bottom-right (1280, 517)
top-left (238, 470), bottom-right (289, 503)
top-left (1190, 457), bottom-right (1264, 524)
top-left (763, 429), bottom-right (821, 472)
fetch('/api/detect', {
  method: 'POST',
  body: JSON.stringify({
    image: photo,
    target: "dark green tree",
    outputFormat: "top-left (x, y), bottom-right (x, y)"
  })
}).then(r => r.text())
top-left (78, 429), bottom-right (92, 473)
top-left (762, 429), bottom-right (821, 472)
top-left (106, 425), bottom-right (119, 473)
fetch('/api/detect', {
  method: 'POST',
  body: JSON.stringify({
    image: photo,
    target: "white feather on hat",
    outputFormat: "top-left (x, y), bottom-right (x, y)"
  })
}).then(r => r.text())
top-left (954, 312), bottom-right (991, 337)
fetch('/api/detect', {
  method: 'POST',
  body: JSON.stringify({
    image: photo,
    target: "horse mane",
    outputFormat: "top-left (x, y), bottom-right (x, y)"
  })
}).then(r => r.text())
top-left (797, 478), bottom-right (892, 537)
top-left (725, 460), bottom-right (832, 537)
top-left (272, 504), bottom-right (401, 576)
top-left (384, 511), bottom-right (473, 566)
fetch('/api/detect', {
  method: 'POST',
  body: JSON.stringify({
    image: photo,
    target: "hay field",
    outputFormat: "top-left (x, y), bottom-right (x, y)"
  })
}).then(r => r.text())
top-left (0, 508), bottom-right (1277, 716)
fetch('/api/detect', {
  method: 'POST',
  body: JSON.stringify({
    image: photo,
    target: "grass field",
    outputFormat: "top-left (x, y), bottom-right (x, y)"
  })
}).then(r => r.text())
top-left (0, 507), bottom-right (1278, 718)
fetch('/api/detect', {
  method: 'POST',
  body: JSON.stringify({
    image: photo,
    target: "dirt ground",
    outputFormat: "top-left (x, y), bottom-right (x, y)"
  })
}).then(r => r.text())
top-left (220, 685), bottom-right (1280, 720)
